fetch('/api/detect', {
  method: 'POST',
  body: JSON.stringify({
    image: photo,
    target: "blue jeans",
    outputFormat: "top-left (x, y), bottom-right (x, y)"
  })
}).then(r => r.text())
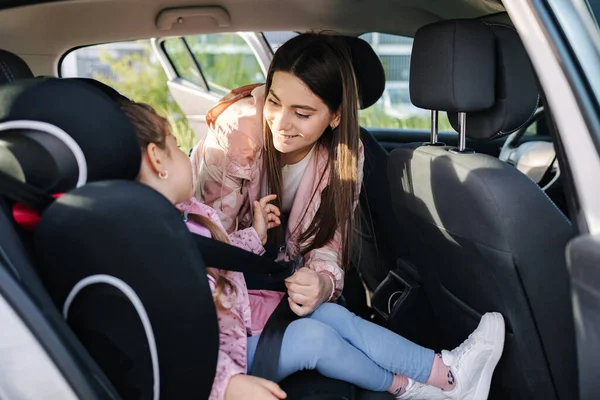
top-left (247, 302), bottom-right (434, 391)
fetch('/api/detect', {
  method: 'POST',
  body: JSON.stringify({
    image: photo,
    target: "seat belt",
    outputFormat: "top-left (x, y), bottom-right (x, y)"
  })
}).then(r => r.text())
top-left (0, 171), bottom-right (54, 211)
top-left (190, 233), bottom-right (294, 290)
top-left (250, 295), bottom-right (299, 381)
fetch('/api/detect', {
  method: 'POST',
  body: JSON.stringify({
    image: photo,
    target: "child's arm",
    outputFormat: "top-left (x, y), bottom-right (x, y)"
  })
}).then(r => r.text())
top-left (227, 194), bottom-right (280, 254)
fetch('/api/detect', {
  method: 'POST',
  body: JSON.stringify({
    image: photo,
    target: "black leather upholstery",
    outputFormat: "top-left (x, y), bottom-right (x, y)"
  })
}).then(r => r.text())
top-left (0, 49), bottom-right (34, 84)
top-left (389, 20), bottom-right (577, 400)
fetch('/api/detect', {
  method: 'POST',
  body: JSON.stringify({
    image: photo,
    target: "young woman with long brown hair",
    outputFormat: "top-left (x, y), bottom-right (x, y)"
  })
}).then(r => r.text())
top-left (190, 32), bottom-right (505, 400)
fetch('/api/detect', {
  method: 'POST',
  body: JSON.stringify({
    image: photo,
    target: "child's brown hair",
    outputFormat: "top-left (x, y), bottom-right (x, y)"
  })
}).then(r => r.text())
top-left (120, 99), bottom-right (236, 309)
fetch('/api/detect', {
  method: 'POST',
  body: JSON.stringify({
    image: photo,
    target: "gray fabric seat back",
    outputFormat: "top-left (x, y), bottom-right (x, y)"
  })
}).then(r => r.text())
top-left (388, 20), bottom-right (577, 400)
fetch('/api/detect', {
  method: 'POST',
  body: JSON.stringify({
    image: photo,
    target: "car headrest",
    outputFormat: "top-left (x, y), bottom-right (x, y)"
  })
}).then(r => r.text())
top-left (410, 19), bottom-right (497, 113)
top-left (0, 77), bottom-right (140, 194)
top-left (447, 23), bottom-right (540, 140)
top-left (343, 36), bottom-right (386, 109)
top-left (410, 19), bottom-right (540, 141)
top-left (75, 77), bottom-right (130, 103)
top-left (0, 49), bottom-right (34, 84)
top-left (35, 180), bottom-right (219, 399)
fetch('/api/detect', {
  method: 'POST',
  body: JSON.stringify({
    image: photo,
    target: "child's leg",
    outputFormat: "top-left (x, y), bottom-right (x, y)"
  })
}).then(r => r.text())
top-left (308, 302), bottom-right (436, 383)
top-left (247, 318), bottom-right (396, 392)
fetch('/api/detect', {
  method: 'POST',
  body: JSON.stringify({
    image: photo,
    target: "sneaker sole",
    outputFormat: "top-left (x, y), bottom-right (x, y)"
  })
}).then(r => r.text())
top-left (473, 312), bottom-right (505, 400)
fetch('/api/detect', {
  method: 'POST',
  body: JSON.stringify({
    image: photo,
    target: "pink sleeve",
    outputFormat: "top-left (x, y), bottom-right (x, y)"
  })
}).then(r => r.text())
top-left (190, 133), bottom-right (247, 234)
top-left (303, 230), bottom-right (345, 301)
top-left (190, 89), bottom-right (264, 234)
top-left (304, 142), bottom-right (365, 301)
top-left (229, 227), bottom-right (266, 256)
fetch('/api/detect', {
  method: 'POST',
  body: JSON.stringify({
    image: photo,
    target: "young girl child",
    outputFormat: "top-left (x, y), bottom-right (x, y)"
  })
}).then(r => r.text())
top-left (119, 100), bottom-right (287, 400)
top-left (120, 99), bottom-right (505, 400)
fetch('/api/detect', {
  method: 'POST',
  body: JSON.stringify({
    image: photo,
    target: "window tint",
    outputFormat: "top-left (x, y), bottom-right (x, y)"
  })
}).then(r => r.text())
top-left (358, 33), bottom-right (453, 131)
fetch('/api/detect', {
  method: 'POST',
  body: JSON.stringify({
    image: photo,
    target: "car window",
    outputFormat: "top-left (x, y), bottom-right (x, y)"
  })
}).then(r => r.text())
top-left (263, 31), bottom-right (299, 52)
top-left (358, 33), bottom-right (453, 131)
top-left (168, 33), bottom-right (265, 95)
top-left (60, 41), bottom-right (196, 154)
top-left (162, 38), bottom-right (204, 86)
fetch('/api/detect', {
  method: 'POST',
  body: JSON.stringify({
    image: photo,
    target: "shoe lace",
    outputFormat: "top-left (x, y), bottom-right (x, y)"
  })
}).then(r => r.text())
top-left (451, 332), bottom-right (478, 368)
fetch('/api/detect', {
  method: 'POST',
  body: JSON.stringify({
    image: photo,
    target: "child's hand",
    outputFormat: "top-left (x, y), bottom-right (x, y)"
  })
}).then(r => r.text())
top-left (253, 194), bottom-right (281, 245)
top-left (225, 374), bottom-right (286, 400)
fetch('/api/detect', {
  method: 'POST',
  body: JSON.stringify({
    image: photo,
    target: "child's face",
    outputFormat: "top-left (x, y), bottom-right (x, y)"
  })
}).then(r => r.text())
top-left (163, 134), bottom-right (194, 204)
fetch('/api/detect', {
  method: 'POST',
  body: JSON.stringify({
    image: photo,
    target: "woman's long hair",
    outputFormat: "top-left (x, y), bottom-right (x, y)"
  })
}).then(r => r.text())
top-left (263, 32), bottom-right (360, 270)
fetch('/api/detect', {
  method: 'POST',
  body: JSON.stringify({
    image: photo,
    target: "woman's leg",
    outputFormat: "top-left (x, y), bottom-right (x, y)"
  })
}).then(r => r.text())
top-left (247, 318), bottom-right (394, 392)
top-left (308, 303), bottom-right (435, 383)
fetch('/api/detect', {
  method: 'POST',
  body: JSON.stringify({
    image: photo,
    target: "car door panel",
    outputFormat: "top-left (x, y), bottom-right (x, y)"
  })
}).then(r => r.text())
top-left (166, 79), bottom-right (220, 141)
top-left (567, 234), bottom-right (600, 400)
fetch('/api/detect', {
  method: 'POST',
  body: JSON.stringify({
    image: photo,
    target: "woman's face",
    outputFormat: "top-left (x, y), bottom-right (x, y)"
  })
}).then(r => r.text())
top-left (264, 71), bottom-right (340, 165)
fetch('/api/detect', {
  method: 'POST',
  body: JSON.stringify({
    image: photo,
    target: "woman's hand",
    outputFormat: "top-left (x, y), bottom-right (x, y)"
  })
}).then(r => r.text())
top-left (252, 194), bottom-right (281, 245)
top-left (225, 374), bottom-right (286, 400)
top-left (285, 268), bottom-right (333, 316)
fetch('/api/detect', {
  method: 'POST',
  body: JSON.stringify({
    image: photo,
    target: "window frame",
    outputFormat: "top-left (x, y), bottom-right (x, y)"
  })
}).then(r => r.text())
top-left (160, 37), bottom-right (209, 91)
top-left (158, 32), bottom-right (270, 95)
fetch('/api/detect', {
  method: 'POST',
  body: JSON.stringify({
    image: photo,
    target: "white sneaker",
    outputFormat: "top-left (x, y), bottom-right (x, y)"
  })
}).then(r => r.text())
top-left (396, 379), bottom-right (448, 400)
top-left (441, 312), bottom-right (505, 400)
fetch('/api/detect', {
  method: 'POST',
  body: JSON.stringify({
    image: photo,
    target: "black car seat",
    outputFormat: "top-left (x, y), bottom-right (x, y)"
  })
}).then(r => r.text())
top-left (388, 20), bottom-right (577, 400)
top-left (0, 77), bottom-right (136, 399)
top-left (0, 52), bottom-right (126, 398)
top-left (0, 49), bottom-right (34, 84)
top-left (0, 77), bottom-right (221, 399)
top-left (340, 36), bottom-right (415, 321)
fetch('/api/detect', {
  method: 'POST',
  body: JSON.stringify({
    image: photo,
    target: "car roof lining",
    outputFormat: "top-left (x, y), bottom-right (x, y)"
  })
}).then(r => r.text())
top-left (0, 0), bottom-right (509, 76)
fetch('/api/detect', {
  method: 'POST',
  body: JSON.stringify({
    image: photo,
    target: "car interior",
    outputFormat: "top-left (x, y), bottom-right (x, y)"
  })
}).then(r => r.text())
top-left (0, 0), bottom-right (590, 399)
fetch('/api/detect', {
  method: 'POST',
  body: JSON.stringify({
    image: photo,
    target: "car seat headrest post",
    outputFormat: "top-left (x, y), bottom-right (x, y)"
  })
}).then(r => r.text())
top-left (431, 110), bottom-right (439, 144)
top-left (449, 112), bottom-right (474, 154)
top-left (422, 110), bottom-right (445, 147)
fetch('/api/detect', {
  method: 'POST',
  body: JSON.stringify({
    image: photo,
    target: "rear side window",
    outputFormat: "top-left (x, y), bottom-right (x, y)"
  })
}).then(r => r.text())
top-left (358, 33), bottom-right (453, 131)
top-left (263, 31), bottom-right (299, 51)
top-left (162, 38), bottom-right (204, 86)
top-left (61, 41), bottom-right (174, 111)
top-left (162, 33), bottom-right (265, 95)
top-left (60, 41), bottom-right (194, 153)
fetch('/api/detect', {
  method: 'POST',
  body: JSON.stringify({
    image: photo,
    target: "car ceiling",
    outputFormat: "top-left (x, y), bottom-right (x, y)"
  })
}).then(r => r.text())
top-left (0, 0), bottom-right (507, 75)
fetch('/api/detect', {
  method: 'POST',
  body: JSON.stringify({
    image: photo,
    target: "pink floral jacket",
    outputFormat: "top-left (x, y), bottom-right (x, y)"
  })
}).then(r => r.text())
top-left (178, 197), bottom-right (264, 400)
top-left (190, 84), bottom-right (365, 304)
